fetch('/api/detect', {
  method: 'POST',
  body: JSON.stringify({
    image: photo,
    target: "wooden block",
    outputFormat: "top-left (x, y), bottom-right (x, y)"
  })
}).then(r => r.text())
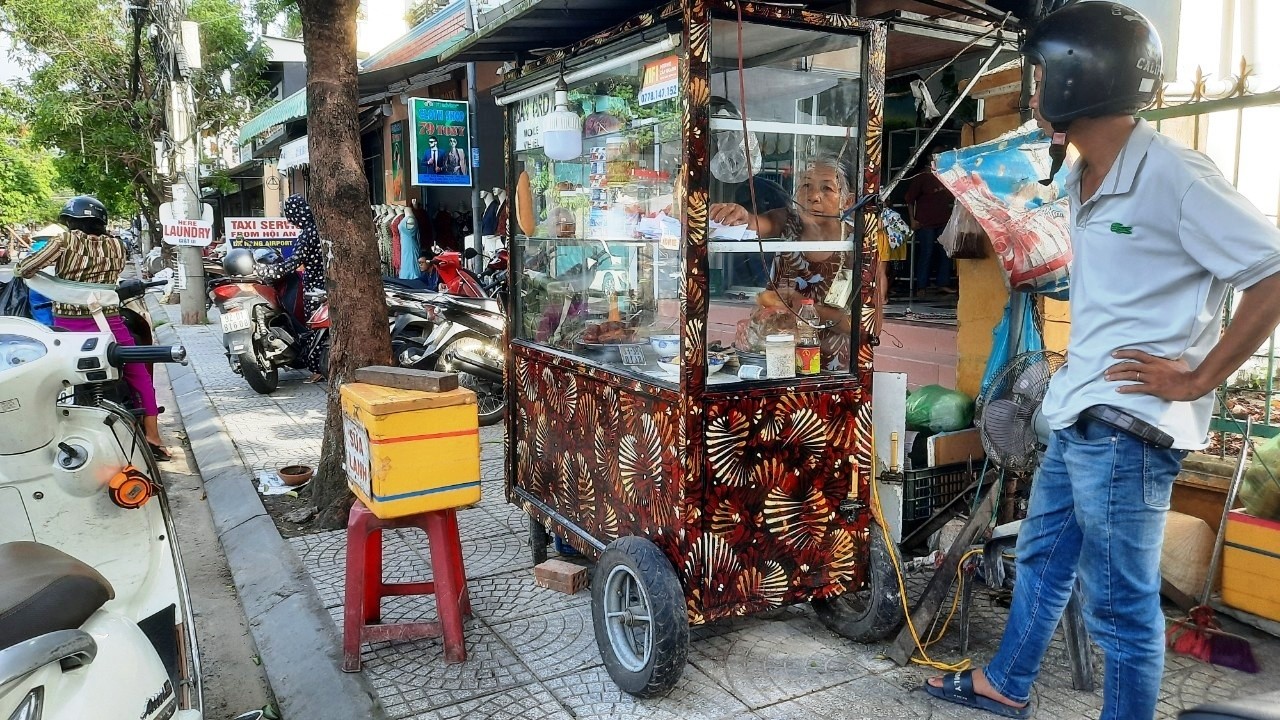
top-left (353, 365), bottom-right (458, 392)
top-left (927, 428), bottom-right (985, 467)
top-left (534, 558), bottom-right (589, 595)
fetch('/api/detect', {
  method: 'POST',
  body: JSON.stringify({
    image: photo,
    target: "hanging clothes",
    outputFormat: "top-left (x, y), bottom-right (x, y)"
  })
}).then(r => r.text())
top-left (399, 214), bottom-right (421, 280)
top-left (374, 207), bottom-right (393, 276)
top-left (434, 209), bottom-right (456, 251)
top-left (495, 200), bottom-right (509, 238)
top-left (410, 202), bottom-right (435, 251)
top-left (480, 199), bottom-right (499, 236)
top-left (390, 212), bottom-right (404, 276)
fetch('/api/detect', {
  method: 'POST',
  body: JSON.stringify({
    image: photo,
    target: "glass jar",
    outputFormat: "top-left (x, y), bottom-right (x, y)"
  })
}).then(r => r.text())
top-left (765, 334), bottom-right (796, 379)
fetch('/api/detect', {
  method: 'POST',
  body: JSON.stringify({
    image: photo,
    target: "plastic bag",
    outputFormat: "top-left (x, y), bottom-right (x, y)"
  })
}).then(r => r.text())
top-left (880, 207), bottom-right (912, 250)
top-left (1242, 434), bottom-right (1280, 521)
top-left (0, 277), bottom-right (32, 318)
top-left (938, 203), bottom-right (988, 259)
top-left (905, 384), bottom-right (975, 433)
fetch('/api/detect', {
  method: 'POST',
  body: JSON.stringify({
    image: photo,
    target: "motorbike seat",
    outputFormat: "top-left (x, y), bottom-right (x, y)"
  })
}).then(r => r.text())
top-left (0, 542), bottom-right (115, 651)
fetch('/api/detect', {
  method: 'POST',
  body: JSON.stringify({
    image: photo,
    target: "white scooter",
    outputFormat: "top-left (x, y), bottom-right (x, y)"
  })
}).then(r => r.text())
top-left (0, 275), bottom-right (201, 720)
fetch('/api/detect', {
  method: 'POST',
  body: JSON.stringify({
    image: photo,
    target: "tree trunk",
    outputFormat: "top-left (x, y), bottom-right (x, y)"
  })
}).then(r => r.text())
top-left (298, 0), bottom-right (392, 529)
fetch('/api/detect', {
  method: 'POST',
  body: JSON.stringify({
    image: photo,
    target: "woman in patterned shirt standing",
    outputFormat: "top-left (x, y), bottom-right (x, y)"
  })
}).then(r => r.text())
top-left (16, 196), bottom-right (170, 459)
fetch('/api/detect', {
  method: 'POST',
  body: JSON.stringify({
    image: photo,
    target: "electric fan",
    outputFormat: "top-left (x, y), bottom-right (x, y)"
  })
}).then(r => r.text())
top-left (974, 350), bottom-right (1067, 473)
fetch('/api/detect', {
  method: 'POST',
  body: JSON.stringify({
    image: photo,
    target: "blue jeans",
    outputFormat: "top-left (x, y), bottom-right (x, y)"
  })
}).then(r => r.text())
top-left (914, 225), bottom-right (952, 288)
top-left (984, 417), bottom-right (1187, 720)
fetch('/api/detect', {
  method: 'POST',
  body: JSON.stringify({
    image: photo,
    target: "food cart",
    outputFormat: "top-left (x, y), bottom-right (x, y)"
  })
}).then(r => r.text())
top-left (497, 0), bottom-right (895, 696)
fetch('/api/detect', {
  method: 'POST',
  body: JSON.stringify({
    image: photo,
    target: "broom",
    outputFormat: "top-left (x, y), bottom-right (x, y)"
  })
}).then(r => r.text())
top-left (1166, 418), bottom-right (1260, 673)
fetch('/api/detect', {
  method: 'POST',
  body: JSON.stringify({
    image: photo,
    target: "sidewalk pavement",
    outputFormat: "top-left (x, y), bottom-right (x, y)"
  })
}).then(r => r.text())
top-left (162, 307), bottom-right (1280, 720)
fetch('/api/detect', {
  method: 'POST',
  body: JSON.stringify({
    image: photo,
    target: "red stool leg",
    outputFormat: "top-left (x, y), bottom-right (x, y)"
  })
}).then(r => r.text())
top-left (425, 510), bottom-right (467, 663)
top-left (342, 502), bottom-right (368, 672)
top-left (440, 510), bottom-right (472, 618)
top-left (364, 528), bottom-right (383, 624)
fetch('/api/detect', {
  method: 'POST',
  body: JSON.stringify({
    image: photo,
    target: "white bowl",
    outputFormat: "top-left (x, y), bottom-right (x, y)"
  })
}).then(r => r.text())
top-left (657, 356), bottom-right (726, 376)
top-left (649, 334), bottom-right (679, 356)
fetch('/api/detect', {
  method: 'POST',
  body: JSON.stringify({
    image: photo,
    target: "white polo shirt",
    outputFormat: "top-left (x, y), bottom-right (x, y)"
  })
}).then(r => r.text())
top-left (1042, 119), bottom-right (1280, 450)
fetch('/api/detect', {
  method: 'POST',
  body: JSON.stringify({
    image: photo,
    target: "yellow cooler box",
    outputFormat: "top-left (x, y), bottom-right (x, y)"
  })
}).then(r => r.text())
top-left (340, 382), bottom-right (481, 518)
top-left (1222, 509), bottom-right (1280, 622)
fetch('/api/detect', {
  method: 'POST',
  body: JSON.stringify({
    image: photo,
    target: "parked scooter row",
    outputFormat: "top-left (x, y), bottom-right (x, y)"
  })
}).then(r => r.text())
top-left (0, 275), bottom-right (200, 720)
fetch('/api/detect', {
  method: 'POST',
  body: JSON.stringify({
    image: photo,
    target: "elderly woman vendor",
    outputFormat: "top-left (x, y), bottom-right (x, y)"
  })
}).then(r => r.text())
top-left (709, 155), bottom-right (858, 371)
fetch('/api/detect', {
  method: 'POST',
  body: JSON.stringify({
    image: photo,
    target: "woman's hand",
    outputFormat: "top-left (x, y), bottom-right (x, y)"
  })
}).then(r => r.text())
top-left (709, 203), bottom-right (751, 227)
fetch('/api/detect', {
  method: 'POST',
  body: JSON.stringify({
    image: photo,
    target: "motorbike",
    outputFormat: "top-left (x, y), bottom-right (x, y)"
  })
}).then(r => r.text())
top-left (207, 251), bottom-right (330, 394)
top-left (0, 295), bottom-right (199, 719)
top-left (24, 274), bottom-right (169, 415)
top-left (392, 289), bottom-right (506, 426)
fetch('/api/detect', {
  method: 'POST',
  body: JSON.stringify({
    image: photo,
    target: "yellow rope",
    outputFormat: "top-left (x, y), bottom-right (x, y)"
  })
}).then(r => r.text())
top-left (868, 467), bottom-right (983, 672)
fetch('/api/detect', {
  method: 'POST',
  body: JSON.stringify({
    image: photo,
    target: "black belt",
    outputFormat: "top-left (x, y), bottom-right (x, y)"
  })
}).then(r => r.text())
top-left (1079, 405), bottom-right (1175, 449)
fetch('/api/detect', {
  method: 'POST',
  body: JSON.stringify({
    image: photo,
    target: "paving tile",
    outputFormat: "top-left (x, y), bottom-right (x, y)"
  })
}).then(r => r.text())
top-left (489, 605), bottom-right (600, 681)
top-left (359, 623), bottom-right (536, 717)
top-left (754, 674), bottom-right (963, 719)
top-left (543, 664), bottom-right (751, 720)
top-left (407, 685), bottom-right (574, 720)
top-left (688, 615), bottom-right (873, 710)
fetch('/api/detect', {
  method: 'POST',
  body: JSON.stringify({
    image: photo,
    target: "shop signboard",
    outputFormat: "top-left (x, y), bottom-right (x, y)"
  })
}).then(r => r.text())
top-left (278, 135), bottom-right (309, 171)
top-left (225, 216), bottom-right (301, 257)
top-left (389, 120), bottom-right (407, 202)
top-left (638, 55), bottom-right (679, 106)
top-left (512, 90), bottom-right (552, 151)
top-left (159, 201), bottom-right (215, 247)
top-left (409, 98), bottom-right (472, 186)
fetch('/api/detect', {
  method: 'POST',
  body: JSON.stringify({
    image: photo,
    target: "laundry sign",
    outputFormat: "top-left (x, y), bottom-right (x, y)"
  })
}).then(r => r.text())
top-left (639, 55), bottom-right (679, 106)
top-left (159, 201), bottom-right (214, 247)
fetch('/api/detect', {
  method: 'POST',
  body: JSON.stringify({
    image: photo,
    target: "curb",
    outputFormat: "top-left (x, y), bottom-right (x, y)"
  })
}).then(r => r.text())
top-left (153, 305), bottom-right (386, 720)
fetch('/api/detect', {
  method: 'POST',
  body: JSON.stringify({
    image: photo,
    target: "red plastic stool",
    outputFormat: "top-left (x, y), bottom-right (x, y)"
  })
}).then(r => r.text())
top-left (342, 499), bottom-right (472, 671)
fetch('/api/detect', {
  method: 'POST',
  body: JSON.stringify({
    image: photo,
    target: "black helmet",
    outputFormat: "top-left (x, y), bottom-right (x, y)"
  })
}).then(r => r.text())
top-left (223, 248), bottom-right (257, 276)
top-left (59, 195), bottom-right (109, 234)
top-left (1022, 2), bottom-right (1163, 126)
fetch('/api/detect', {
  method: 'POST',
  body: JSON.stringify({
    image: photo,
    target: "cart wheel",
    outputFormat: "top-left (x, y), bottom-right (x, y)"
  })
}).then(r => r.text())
top-left (812, 521), bottom-right (904, 642)
top-left (591, 536), bottom-right (688, 697)
top-left (528, 515), bottom-right (549, 565)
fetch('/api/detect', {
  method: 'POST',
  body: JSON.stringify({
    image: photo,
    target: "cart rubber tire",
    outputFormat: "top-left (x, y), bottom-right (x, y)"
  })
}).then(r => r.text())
top-left (239, 351), bottom-right (278, 395)
top-left (529, 516), bottom-right (549, 566)
top-left (812, 522), bottom-right (904, 642)
top-left (591, 536), bottom-right (688, 697)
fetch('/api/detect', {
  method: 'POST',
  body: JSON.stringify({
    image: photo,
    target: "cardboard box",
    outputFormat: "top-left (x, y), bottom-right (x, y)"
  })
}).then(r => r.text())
top-left (340, 382), bottom-right (480, 519)
top-left (534, 559), bottom-right (589, 595)
top-left (1221, 509), bottom-right (1280, 622)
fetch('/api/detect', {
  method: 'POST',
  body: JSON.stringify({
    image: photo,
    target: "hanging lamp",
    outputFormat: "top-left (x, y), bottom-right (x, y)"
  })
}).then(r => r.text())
top-left (541, 73), bottom-right (582, 161)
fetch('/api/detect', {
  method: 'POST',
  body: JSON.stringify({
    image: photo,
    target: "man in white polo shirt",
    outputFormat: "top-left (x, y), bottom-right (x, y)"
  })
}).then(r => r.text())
top-left (926, 3), bottom-right (1280, 719)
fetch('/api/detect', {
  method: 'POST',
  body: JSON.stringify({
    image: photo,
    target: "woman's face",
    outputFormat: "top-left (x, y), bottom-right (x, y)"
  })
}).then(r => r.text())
top-left (796, 164), bottom-right (844, 217)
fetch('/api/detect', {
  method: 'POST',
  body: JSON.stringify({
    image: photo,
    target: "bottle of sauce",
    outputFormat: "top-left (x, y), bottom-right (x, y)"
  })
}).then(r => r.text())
top-left (796, 299), bottom-right (822, 376)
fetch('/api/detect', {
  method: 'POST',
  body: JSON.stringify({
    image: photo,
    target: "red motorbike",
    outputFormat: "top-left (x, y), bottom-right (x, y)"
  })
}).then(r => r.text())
top-left (207, 248), bottom-right (329, 394)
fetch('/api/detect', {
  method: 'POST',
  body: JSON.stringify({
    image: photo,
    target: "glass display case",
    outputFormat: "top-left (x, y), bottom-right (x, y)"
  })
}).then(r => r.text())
top-left (508, 16), bottom-right (869, 387)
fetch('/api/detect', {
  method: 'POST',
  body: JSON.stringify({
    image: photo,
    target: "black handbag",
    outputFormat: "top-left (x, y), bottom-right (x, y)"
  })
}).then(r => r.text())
top-left (0, 277), bottom-right (33, 318)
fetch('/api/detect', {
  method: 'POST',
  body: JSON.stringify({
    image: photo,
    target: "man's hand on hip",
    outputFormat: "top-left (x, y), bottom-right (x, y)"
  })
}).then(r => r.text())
top-left (1105, 349), bottom-right (1208, 402)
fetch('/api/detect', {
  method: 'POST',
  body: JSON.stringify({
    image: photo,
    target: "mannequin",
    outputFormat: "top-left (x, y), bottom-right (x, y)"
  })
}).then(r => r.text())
top-left (495, 189), bottom-right (510, 237)
top-left (374, 205), bottom-right (393, 276)
top-left (399, 209), bottom-right (420, 279)
top-left (480, 190), bottom-right (499, 236)
top-left (409, 197), bottom-right (434, 250)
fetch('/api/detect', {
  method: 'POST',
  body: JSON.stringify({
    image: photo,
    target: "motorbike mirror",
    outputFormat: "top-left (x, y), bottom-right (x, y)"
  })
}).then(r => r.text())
top-left (463, 247), bottom-right (479, 260)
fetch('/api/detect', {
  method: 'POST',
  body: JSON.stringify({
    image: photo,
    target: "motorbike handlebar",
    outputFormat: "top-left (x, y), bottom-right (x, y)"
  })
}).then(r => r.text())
top-left (108, 344), bottom-right (188, 367)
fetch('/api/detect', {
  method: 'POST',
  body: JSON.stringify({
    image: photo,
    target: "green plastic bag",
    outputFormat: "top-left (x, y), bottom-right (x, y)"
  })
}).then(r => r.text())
top-left (905, 384), bottom-right (975, 433)
top-left (1242, 433), bottom-right (1280, 521)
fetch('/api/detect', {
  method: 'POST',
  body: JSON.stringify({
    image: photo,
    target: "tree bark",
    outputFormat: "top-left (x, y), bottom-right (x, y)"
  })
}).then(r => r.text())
top-left (298, 0), bottom-right (392, 529)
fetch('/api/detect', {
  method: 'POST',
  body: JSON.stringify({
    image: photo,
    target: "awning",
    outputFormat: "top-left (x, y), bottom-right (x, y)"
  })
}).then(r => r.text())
top-left (357, 1), bottom-right (471, 98)
top-left (440, 0), bottom-right (668, 64)
top-left (238, 89), bottom-right (307, 146)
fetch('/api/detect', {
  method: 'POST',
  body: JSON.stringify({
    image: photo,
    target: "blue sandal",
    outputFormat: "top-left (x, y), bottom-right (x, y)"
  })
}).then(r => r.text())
top-left (924, 670), bottom-right (1030, 719)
